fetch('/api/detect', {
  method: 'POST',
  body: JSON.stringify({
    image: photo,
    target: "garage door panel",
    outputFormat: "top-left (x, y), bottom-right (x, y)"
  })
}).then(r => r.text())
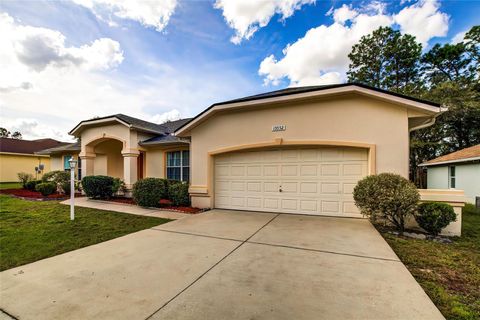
top-left (263, 165), bottom-right (279, 176)
top-left (264, 198), bottom-right (279, 209)
top-left (321, 164), bottom-right (340, 176)
top-left (215, 147), bottom-right (367, 217)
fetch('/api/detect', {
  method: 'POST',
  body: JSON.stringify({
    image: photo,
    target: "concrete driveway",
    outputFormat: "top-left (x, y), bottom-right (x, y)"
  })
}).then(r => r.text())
top-left (0, 210), bottom-right (443, 320)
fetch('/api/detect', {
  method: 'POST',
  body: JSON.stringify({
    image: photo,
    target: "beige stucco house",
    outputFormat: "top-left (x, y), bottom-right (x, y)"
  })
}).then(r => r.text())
top-left (40, 83), bottom-right (466, 234)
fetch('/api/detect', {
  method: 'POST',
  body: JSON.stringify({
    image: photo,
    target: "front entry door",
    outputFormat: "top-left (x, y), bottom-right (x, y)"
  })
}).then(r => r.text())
top-left (137, 152), bottom-right (145, 180)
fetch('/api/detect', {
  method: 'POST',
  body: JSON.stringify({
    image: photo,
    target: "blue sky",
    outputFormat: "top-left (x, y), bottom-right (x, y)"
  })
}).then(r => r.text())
top-left (0, 0), bottom-right (478, 140)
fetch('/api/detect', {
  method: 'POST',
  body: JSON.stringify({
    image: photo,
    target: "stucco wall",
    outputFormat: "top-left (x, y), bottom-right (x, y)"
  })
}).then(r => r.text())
top-left (0, 153), bottom-right (50, 182)
top-left (427, 164), bottom-right (480, 203)
top-left (94, 140), bottom-right (123, 178)
top-left (188, 95), bottom-right (411, 208)
top-left (145, 149), bottom-right (165, 178)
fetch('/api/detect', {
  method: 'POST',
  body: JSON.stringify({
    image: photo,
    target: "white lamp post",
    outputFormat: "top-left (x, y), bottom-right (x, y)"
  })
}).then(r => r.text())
top-left (69, 158), bottom-right (78, 221)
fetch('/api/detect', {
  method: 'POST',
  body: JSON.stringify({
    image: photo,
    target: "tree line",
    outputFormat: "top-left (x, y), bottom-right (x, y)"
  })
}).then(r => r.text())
top-left (347, 25), bottom-right (479, 187)
top-left (0, 128), bottom-right (22, 139)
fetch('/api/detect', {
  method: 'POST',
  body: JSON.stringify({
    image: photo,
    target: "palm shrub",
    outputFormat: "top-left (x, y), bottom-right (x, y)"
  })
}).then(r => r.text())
top-left (132, 178), bottom-right (167, 207)
top-left (81, 175), bottom-right (115, 199)
top-left (35, 182), bottom-right (57, 196)
top-left (17, 172), bottom-right (33, 188)
top-left (353, 173), bottom-right (420, 234)
top-left (168, 182), bottom-right (190, 206)
top-left (415, 202), bottom-right (456, 236)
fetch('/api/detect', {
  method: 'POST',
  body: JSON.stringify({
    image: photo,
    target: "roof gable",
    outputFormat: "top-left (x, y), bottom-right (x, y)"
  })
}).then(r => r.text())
top-left (69, 114), bottom-right (168, 136)
top-left (175, 83), bottom-right (443, 136)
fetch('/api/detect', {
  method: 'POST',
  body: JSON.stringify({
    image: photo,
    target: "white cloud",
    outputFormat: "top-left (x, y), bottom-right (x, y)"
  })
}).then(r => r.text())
top-left (214, 0), bottom-right (315, 44)
top-left (72, 0), bottom-right (177, 32)
top-left (451, 30), bottom-right (467, 44)
top-left (259, 0), bottom-right (449, 87)
top-left (0, 118), bottom-right (69, 141)
top-left (0, 12), bottom-right (254, 141)
top-left (393, 0), bottom-right (449, 46)
top-left (151, 109), bottom-right (181, 124)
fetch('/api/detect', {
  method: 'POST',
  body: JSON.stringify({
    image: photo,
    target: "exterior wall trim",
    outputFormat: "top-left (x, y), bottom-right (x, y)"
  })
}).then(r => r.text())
top-left (0, 152), bottom-right (50, 158)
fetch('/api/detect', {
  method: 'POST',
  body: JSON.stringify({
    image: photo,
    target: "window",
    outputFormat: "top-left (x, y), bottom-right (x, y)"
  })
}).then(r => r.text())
top-left (166, 150), bottom-right (189, 182)
top-left (63, 155), bottom-right (72, 171)
top-left (449, 166), bottom-right (456, 188)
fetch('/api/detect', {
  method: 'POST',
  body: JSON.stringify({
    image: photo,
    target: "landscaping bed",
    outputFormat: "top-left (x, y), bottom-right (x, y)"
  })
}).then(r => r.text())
top-left (378, 204), bottom-right (480, 320)
top-left (0, 194), bottom-right (171, 271)
top-left (108, 197), bottom-right (202, 214)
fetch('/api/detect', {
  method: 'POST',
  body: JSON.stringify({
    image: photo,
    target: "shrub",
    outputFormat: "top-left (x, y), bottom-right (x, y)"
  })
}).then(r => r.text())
top-left (112, 178), bottom-right (127, 195)
top-left (132, 178), bottom-right (167, 207)
top-left (165, 179), bottom-right (181, 198)
top-left (60, 181), bottom-right (71, 195)
top-left (25, 180), bottom-right (42, 191)
top-left (35, 182), bottom-right (57, 196)
top-left (415, 202), bottom-right (457, 236)
top-left (353, 173), bottom-right (419, 233)
top-left (168, 182), bottom-right (190, 206)
top-left (42, 170), bottom-right (70, 184)
top-left (81, 175), bottom-right (115, 199)
top-left (18, 172), bottom-right (33, 188)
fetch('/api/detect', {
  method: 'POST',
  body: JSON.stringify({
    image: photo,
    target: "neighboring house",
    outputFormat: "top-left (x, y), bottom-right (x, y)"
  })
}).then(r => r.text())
top-left (0, 138), bottom-right (67, 182)
top-left (420, 144), bottom-right (480, 204)
top-left (36, 140), bottom-right (82, 179)
top-left (67, 83), bottom-right (445, 217)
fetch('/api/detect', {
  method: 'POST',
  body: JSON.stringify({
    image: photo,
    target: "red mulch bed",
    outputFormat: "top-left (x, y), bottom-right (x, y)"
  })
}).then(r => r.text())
top-left (108, 197), bottom-right (202, 214)
top-left (0, 189), bottom-right (82, 200)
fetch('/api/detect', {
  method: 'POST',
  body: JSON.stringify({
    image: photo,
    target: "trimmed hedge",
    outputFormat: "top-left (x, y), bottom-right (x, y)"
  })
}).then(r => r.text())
top-left (25, 180), bottom-right (42, 191)
top-left (35, 182), bottom-right (57, 196)
top-left (42, 170), bottom-right (69, 184)
top-left (168, 182), bottom-right (190, 206)
top-left (416, 202), bottom-right (456, 236)
top-left (132, 178), bottom-right (167, 207)
top-left (353, 173), bottom-right (419, 233)
top-left (81, 175), bottom-right (115, 199)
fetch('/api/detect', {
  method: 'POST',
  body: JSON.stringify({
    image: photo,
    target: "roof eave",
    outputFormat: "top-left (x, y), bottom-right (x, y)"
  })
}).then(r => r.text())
top-left (419, 156), bottom-right (480, 167)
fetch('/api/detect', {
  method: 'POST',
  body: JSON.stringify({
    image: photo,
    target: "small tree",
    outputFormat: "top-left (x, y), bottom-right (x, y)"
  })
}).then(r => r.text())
top-left (354, 173), bottom-right (420, 234)
top-left (17, 172), bottom-right (33, 188)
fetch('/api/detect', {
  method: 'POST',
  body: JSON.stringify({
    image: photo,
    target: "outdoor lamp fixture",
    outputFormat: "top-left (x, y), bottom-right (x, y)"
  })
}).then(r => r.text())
top-left (69, 158), bottom-right (78, 221)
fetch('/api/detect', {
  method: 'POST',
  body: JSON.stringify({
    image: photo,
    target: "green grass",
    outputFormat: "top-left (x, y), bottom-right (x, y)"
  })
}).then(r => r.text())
top-left (0, 182), bottom-right (21, 190)
top-left (381, 204), bottom-right (480, 320)
top-left (0, 194), bottom-right (171, 271)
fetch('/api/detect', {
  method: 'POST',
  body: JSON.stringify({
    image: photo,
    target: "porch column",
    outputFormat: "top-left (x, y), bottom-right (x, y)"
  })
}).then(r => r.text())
top-left (122, 153), bottom-right (139, 188)
top-left (79, 155), bottom-right (95, 177)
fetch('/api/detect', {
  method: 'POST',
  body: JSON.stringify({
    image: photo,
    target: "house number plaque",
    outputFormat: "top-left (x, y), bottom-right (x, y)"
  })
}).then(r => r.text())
top-left (272, 125), bottom-right (286, 132)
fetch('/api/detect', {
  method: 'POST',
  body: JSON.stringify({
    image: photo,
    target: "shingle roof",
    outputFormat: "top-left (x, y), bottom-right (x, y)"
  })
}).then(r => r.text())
top-left (0, 138), bottom-right (68, 155)
top-left (36, 140), bottom-right (81, 155)
top-left (421, 144), bottom-right (480, 166)
top-left (160, 118), bottom-right (192, 133)
top-left (139, 134), bottom-right (190, 146)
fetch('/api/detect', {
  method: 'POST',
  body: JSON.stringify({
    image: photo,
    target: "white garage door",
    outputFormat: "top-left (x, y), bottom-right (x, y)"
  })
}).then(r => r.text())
top-left (214, 147), bottom-right (368, 217)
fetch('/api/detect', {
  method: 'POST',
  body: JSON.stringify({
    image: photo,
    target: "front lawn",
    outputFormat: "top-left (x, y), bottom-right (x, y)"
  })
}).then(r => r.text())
top-left (0, 194), bottom-right (171, 271)
top-left (0, 182), bottom-right (21, 190)
top-left (380, 204), bottom-right (480, 320)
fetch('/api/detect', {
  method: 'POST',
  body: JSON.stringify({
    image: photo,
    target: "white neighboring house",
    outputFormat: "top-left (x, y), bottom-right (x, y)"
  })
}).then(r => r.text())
top-left (420, 144), bottom-right (480, 204)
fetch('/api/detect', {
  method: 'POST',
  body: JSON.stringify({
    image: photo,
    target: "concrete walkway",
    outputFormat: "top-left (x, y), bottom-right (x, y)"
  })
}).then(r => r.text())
top-left (0, 210), bottom-right (444, 320)
top-left (60, 197), bottom-right (190, 220)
